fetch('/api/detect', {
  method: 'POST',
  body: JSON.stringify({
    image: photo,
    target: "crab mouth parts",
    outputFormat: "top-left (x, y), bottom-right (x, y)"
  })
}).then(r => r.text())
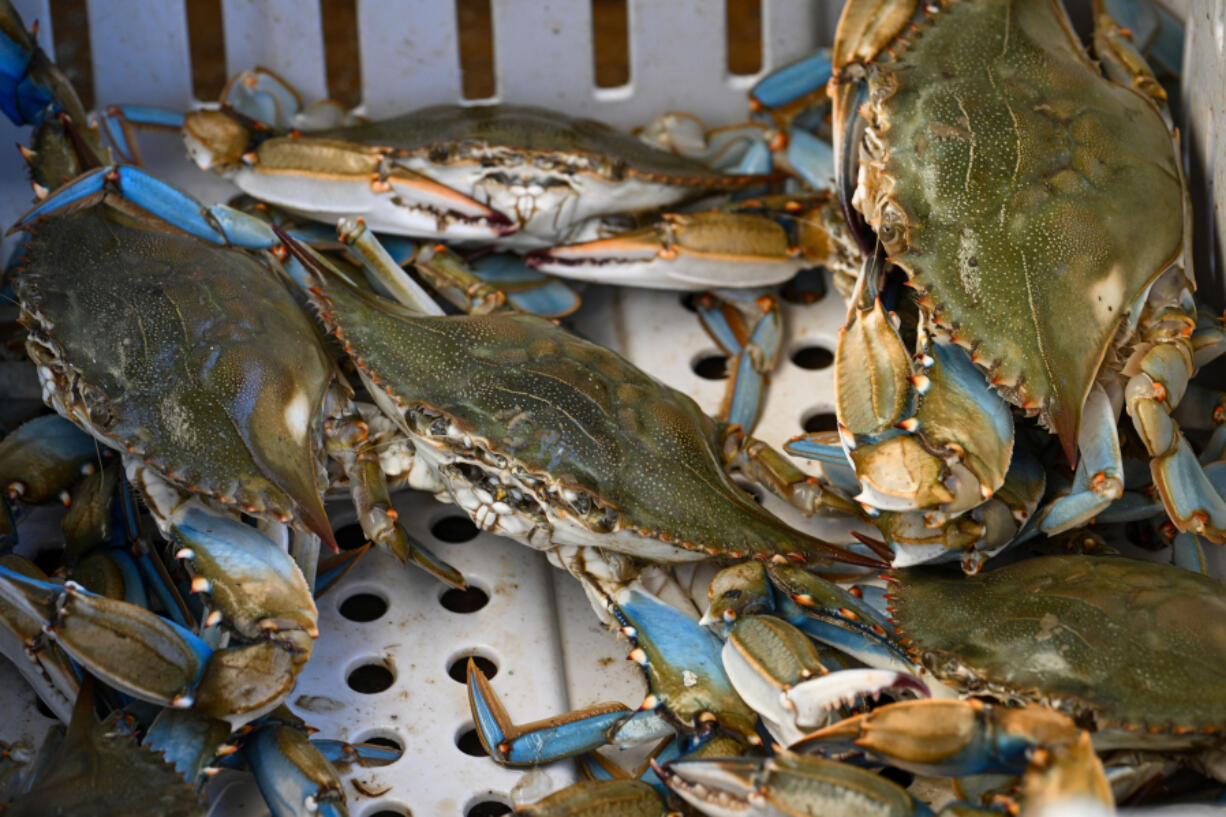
top-left (384, 196), bottom-right (516, 235)
top-left (405, 407), bottom-right (621, 536)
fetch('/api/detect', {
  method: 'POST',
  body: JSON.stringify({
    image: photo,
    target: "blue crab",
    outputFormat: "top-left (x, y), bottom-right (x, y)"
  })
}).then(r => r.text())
top-left (277, 227), bottom-right (883, 572)
top-left (105, 68), bottom-right (772, 250)
top-left (101, 68), bottom-right (839, 293)
top-left (787, 0), bottom-right (1226, 568)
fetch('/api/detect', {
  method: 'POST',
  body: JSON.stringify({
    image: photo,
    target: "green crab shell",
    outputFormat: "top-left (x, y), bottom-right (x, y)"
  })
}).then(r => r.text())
top-left (890, 555), bottom-right (1226, 736)
top-left (857, 0), bottom-right (1184, 456)
top-left (16, 208), bottom-right (336, 544)
top-left (309, 270), bottom-right (841, 564)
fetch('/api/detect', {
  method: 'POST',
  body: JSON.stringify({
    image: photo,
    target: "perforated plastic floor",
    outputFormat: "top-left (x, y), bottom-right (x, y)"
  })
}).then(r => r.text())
top-left (0, 2), bottom-right (1223, 816)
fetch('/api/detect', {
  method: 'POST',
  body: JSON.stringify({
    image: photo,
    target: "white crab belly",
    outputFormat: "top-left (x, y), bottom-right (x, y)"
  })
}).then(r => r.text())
top-left (414, 161), bottom-right (699, 246)
top-left (227, 166), bottom-right (507, 242)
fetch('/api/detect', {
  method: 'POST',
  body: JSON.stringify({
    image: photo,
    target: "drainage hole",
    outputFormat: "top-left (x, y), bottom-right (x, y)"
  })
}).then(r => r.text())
top-left (801, 410), bottom-right (838, 434)
top-left (361, 735), bottom-right (404, 753)
top-left (32, 547), bottom-right (63, 577)
top-left (440, 586), bottom-right (489, 614)
top-left (335, 523), bottom-right (367, 551)
top-left (431, 514), bottom-right (479, 543)
top-left (692, 352), bottom-right (729, 380)
top-left (339, 593), bottom-right (388, 622)
top-left (448, 653), bottom-right (498, 683)
top-left (679, 292), bottom-right (700, 312)
top-left (34, 697), bottom-right (55, 719)
top-left (368, 809), bottom-right (410, 817)
top-left (466, 802), bottom-right (512, 817)
top-left (456, 726), bottom-right (488, 757)
top-left (346, 662), bottom-right (394, 694)
top-left (790, 345), bottom-right (834, 370)
top-left (880, 765), bottom-right (915, 789)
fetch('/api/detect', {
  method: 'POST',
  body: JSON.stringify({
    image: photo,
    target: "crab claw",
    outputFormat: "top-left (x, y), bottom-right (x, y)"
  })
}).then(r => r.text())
top-left (466, 657), bottom-right (653, 765)
top-left (791, 699), bottom-right (1082, 778)
top-left (782, 669), bottom-right (929, 733)
top-left (516, 779), bottom-right (672, 817)
top-left (655, 750), bottom-right (927, 817)
top-left (244, 723), bottom-right (348, 817)
top-left (525, 212), bottom-right (804, 290)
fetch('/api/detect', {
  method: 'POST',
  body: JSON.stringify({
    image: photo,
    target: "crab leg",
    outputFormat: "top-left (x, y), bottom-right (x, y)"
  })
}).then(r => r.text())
top-left (1033, 383), bottom-right (1125, 534)
top-left (695, 290), bottom-right (782, 435)
top-left (319, 389), bottom-right (465, 588)
top-left (468, 661), bottom-right (654, 765)
top-left (467, 585), bottom-right (759, 767)
top-left (97, 104), bottom-right (187, 164)
top-left (796, 700), bottom-right (1114, 814)
top-left (468, 251), bottom-right (581, 317)
top-left (655, 750), bottom-right (931, 817)
top-left (148, 488), bottom-right (319, 657)
top-left (233, 130), bottom-right (518, 241)
top-left (12, 164), bottom-right (280, 248)
top-left (1125, 296), bottom-right (1226, 543)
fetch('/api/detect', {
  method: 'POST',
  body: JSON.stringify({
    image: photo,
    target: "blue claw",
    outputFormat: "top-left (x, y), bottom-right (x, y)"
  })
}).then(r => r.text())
top-left (467, 656), bottom-right (644, 764)
top-left (0, 565), bottom-right (213, 707)
top-left (0, 13), bottom-right (55, 125)
top-left (13, 165), bottom-right (108, 227)
top-left (749, 49), bottom-right (833, 124)
top-left (784, 128), bottom-right (835, 190)
top-left (14, 165), bottom-right (279, 249)
top-left (143, 707), bottom-right (232, 784)
top-left (244, 723), bottom-right (348, 817)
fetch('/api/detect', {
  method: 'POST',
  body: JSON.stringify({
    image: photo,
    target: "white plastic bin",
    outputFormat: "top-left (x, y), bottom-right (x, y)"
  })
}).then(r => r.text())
top-left (0, 2), bottom-right (1221, 816)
